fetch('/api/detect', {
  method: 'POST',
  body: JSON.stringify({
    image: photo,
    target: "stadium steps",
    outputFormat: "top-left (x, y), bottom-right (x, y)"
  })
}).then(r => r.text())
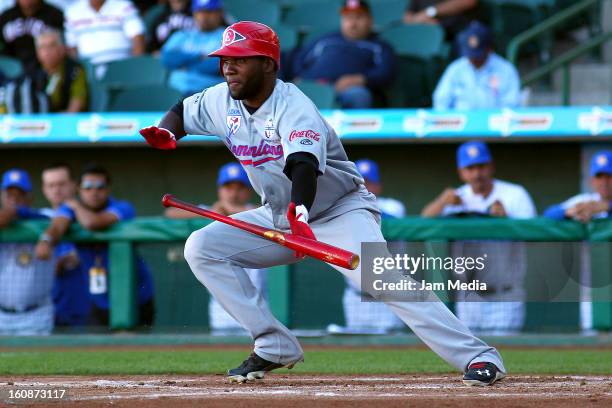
top-left (526, 0), bottom-right (612, 106)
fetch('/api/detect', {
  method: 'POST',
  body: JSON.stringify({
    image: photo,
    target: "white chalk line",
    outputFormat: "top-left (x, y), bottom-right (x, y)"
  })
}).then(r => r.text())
top-left (43, 390), bottom-right (612, 402)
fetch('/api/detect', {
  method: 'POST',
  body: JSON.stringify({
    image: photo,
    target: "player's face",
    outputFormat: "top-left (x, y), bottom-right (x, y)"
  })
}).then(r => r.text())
top-left (341, 11), bottom-right (372, 40)
top-left (222, 57), bottom-right (267, 100)
top-left (592, 173), bottom-right (612, 200)
top-left (42, 167), bottom-right (75, 208)
top-left (1, 187), bottom-right (30, 207)
top-left (194, 10), bottom-right (224, 31)
top-left (218, 181), bottom-right (251, 206)
top-left (458, 163), bottom-right (494, 192)
top-left (79, 174), bottom-right (110, 210)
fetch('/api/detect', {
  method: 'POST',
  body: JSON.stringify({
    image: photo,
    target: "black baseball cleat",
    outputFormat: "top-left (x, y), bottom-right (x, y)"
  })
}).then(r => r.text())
top-left (463, 362), bottom-right (506, 386)
top-left (227, 352), bottom-right (295, 383)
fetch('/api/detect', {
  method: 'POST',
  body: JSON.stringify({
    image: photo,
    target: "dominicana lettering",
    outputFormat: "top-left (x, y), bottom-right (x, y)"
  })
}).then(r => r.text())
top-left (230, 139), bottom-right (283, 157)
top-left (227, 138), bottom-right (284, 166)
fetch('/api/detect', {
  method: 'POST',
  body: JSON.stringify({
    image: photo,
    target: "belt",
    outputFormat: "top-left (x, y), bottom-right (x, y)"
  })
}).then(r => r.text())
top-left (0, 303), bottom-right (42, 313)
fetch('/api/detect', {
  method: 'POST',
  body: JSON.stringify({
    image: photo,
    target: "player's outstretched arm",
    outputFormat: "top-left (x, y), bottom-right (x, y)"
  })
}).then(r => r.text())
top-left (139, 104), bottom-right (187, 150)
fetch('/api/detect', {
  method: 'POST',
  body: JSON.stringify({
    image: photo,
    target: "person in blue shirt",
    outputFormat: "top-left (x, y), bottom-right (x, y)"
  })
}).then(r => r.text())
top-left (40, 163), bottom-right (155, 327)
top-left (160, 0), bottom-right (226, 95)
top-left (35, 163), bottom-right (91, 328)
top-left (433, 21), bottom-right (521, 110)
top-left (544, 151), bottom-right (612, 222)
top-left (0, 168), bottom-right (56, 335)
top-left (292, 0), bottom-right (396, 109)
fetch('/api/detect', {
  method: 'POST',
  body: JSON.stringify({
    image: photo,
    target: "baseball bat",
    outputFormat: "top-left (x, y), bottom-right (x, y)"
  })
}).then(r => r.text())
top-left (162, 194), bottom-right (360, 270)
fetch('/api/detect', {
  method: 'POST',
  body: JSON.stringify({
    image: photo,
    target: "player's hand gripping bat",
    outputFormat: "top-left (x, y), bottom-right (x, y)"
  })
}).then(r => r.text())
top-left (162, 194), bottom-right (359, 270)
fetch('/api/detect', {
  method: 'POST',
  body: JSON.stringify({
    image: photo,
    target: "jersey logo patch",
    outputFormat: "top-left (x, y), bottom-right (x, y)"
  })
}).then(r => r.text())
top-left (226, 108), bottom-right (242, 137)
top-left (289, 129), bottom-right (320, 143)
top-left (223, 28), bottom-right (246, 46)
top-left (300, 139), bottom-right (313, 145)
top-left (264, 118), bottom-right (280, 143)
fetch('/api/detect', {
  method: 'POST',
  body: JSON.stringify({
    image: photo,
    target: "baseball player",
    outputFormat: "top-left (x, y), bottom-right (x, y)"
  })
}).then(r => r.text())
top-left (328, 158), bottom-right (404, 334)
top-left (544, 150), bottom-right (612, 332)
top-left (165, 162), bottom-right (268, 333)
top-left (140, 21), bottom-right (506, 386)
top-left (422, 141), bottom-right (536, 334)
top-left (0, 169), bottom-right (55, 335)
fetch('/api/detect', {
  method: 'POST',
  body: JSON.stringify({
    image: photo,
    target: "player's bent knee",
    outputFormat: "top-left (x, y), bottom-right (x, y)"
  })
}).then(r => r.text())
top-left (184, 228), bottom-right (211, 267)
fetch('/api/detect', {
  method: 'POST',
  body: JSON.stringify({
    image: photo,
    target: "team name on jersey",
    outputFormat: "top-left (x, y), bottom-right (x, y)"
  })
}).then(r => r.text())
top-left (228, 138), bottom-right (284, 167)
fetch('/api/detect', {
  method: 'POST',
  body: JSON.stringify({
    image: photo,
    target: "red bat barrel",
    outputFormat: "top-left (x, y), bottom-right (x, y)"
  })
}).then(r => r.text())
top-left (162, 194), bottom-right (360, 270)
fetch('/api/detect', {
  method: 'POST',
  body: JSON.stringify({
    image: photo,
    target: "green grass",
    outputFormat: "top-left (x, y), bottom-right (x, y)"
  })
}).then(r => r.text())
top-left (0, 348), bottom-right (610, 376)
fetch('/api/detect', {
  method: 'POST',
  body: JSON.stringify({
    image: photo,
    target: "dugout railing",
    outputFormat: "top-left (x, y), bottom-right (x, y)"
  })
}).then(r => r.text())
top-left (1, 217), bottom-right (611, 331)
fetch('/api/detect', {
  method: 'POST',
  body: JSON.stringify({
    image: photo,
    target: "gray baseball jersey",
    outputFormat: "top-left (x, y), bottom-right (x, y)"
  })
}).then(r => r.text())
top-left (182, 79), bottom-right (379, 229)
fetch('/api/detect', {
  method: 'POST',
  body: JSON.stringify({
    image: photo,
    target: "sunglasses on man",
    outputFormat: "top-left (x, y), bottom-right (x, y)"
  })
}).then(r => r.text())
top-left (80, 180), bottom-right (107, 190)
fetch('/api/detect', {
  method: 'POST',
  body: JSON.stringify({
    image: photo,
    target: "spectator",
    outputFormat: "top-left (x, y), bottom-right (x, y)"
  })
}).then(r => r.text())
top-left (43, 164), bottom-right (155, 327)
top-left (165, 162), bottom-right (267, 334)
top-left (35, 29), bottom-right (88, 112)
top-left (403, 0), bottom-right (479, 42)
top-left (0, 0), bottom-right (64, 72)
top-left (292, 0), bottom-right (396, 109)
top-left (148, 0), bottom-right (195, 53)
top-left (0, 29), bottom-right (89, 113)
top-left (328, 158), bottom-right (404, 335)
top-left (35, 163), bottom-right (91, 327)
top-left (65, 0), bottom-right (146, 79)
top-left (160, 0), bottom-right (225, 95)
top-left (544, 151), bottom-right (612, 222)
top-left (433, 21), bottom-right (520, 110)
top-left (421, 141), bottom-right (535, 334)
top-left (0, 169), bottom-right (55, 335)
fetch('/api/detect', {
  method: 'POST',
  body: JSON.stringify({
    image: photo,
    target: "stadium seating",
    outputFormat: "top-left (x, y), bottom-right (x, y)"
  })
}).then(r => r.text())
top-left (225, 0), bottom-right (282, 27)
top-left (371, 0), bottom-right (407, 30)
top-left (380, 24), bottom-right (446, 107)
top-left (105, 85), bottom-right (182, 112)
top-left (482, 0), bottom-right (555, 55)
top-left (0, 55), bottom-right (23, 79)
top-left (274, 24), bottom-right (299, 52)
top-left (100, 56), bottom-right (167, 90)
top-left (283, 1), bottom-right (340, 33)
top-left (296, 79), bottom-right (336, 109)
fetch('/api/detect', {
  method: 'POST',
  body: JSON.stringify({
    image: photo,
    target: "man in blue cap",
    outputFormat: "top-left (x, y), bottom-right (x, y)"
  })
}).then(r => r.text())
top-left (328, 158), bottom-right (405, 334)
top-left (544, 150), bottom-right (612, 334)
top-left (355, 159), bottom-right (406, 219)
top-left (433, 21), bottom-right (521, 110)
top-left (165, 162), bottom-right (266, 333)
top-left (160, 0), bottom-right (226, 95)
top-left (545, 151), bottom-right (612, 222)
top-left (0, 168), bottom-right (56, 335)
top-left (422, 141), bottom-right (535, 335)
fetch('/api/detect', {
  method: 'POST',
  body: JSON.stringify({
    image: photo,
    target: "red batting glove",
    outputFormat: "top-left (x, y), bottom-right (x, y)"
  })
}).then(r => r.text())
top-left (139, 126), bottom-right (177, 150)
top-left (287, 202), bottom-right (316, 258)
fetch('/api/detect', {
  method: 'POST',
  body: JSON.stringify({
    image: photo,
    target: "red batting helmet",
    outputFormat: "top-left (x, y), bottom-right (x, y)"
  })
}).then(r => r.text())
top-left (209, 21), bottom-right (280, 69)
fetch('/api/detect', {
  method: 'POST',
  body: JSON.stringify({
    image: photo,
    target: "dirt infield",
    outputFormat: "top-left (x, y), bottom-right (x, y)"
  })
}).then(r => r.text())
top-left (1, 375), bottom-right (611, 407)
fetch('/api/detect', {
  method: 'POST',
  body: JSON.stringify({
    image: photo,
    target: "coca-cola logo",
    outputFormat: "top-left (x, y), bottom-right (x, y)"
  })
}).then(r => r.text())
top-left (289, 129), bottom-right (320, 142)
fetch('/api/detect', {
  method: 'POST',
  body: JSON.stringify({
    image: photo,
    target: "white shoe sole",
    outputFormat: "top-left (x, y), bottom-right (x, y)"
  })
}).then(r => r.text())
top-left (227, 361), bottom-right (298, 383)
top-left (463, 371), bottom-right (506, 386)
